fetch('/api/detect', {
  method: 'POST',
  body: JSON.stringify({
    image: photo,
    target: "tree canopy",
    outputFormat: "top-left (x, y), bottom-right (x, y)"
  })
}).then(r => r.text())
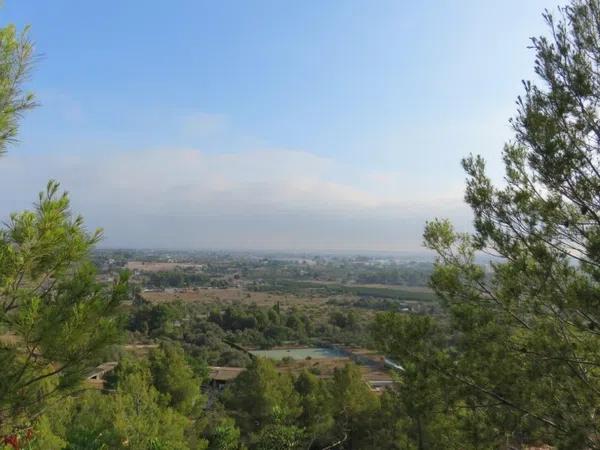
top-left (0, 23), bottom-right (35, 155)
top-left (0, 181), bottom-right (128, 432)
top-left (404, 0), bottom-right (600, 447)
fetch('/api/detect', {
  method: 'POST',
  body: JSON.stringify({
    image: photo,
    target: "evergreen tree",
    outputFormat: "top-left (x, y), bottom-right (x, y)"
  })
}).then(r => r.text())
top-left (149, 342), bottom-right (204, 416)
top-left (374, 314), bottom-right (475, 450)
top-left (0, 181), bottom-right (128, 432)
top-left (250, 421), bottom-right (304, 450)
top-left (0, 13), bottom-right (128, 438)
top-left (223, 358), bottom-right (301, 436)
top-left (0, 23), bottom-right (36, 155)
top-left (204, 417), bottom-right (240, 450)
top-left (329, 363), bottom-right (379, 448)
top-left (294, 370), bottom-right (335, 447)
top-left (419, 0), bottom-right (600, 447)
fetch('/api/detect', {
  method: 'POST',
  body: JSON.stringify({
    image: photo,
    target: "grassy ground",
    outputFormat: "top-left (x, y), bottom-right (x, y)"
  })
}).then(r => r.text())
top-left (257, 279), bottom-right (438, 302)
top-left (141, 287), bottom-right (330, 308)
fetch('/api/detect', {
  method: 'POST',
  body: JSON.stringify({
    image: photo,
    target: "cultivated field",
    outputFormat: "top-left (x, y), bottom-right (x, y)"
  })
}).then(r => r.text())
top-left (126, 261), bottom-right (202, 272)
top-left (141, 287), bottom-right (330, 308)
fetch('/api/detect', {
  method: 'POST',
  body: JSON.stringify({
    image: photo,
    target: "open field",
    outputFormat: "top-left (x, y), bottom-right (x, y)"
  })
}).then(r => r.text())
top-left (339, 283), bottom-right (434, 293)
top-left (259, 279), bottom-right (439, 302)
top-left (126, 261), bottom-right (203, 272)
top-left (141, 287), bottom-right (330, 307)
top-left (304, 280), bottom-right (434, 293)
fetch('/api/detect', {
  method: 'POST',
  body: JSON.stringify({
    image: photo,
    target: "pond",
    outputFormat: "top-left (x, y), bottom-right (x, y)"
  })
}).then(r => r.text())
top-left (249, 347), bottom-right (346, 360)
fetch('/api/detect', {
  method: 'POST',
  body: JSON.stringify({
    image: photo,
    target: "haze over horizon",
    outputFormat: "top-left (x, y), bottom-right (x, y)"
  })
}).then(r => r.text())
top-left (0, 1), bottom-right (559, 251)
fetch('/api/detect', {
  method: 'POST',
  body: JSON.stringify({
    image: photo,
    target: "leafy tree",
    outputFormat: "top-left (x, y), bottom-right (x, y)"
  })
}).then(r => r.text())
top-left (223, 358), bottom-right (301, 435)
top-left (204, 417), bottom-right (240, 450)
top-left (59, 358), bottom-right (191, 450)
top-left (294, 370), bottom-right (335, 448)
top-left (28, 414), bottom-right (66, 449)
top-left (148, 341), bottom-right (204, 415)
top-left (111, 365), bottom-right (190, 450)
top-left (0, 181), bottom-right (128, 432)
top-left (129, 302), bottom-right (179, 337)
top-left (250, 421), bottom-right (304, 450)
top-left (419, 0), bottom-right (600, 447)
top-left (329, 311), bottom-right (358, 330)
top-left (373, 314), bottom-right (471, 450)
top-left (61, 391), bottom-right (120, 449)
top-left (329, 363), bottom-right (379, 448)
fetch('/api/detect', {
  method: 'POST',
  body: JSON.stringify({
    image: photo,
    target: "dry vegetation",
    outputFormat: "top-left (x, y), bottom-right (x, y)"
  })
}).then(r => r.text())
top-left (141, 287), bottom-right (330, 308)
top-left (126, 261), bottom-right (202, 272)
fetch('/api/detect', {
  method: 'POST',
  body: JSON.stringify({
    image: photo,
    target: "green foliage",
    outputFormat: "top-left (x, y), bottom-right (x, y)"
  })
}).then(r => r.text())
top-left (30, 414), bottom-right (66, 449)
top-left (328, 363), bottom-right (379, 447)
top-left (257, 279), bottom-right (438, 302)
top-left (329, 310), bottom-right (358, 329)
top-left (146, 271), bottom-right (211, 289)
top-left (354, 262), bottom-right (433, 286)
top-left (204, 417), bottom-right (240, 450)
top-left (111, 365), bottom-right (190, 450)
top-left (62, 391), bottom-right (119, 449)
top-left (206, 304), bottom-right (316, 347)
top-left (0, 23), bottom-right (36, 155)
top-left (223, 358), bottom-right (301, 434)
top-left (38, 358), bottom-right (191, 450)
top-left (250, 422), bottom-right (304, 450)
top-left (148, 342), bottom-right (204, 415)
top-left (129, 302), bottom-right (180, 337)
top-left (13, 0), bottom-right (600, 448)
top-left (373, 314), bottom-right (472, 449)
top-left (294, 370), bottom-right (335, 446)
top-left (414, 1), bottom-right (600, 447)
top-left (0, 181), bottom-right (127, 431)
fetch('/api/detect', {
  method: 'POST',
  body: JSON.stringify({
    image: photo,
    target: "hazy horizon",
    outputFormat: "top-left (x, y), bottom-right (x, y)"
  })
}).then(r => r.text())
top-left (94, 245), bottom-right (438, 258)
top-left (0, 1), bottom-right (559, 250)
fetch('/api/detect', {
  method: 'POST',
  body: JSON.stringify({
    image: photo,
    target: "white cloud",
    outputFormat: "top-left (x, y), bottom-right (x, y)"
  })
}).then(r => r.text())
top-left (0, 146), bottom-right (471, 251)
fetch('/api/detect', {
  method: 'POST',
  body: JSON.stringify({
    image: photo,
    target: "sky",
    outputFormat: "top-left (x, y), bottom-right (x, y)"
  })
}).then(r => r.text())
top-left (0, 0), bottom-right (560, 252)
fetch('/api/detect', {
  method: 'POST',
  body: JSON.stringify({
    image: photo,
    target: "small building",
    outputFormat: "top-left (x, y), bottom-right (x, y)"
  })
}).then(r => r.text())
top-left (207, 366), bottom-right (245, 389)
top-left (86, 361), bottom-right (118, 389)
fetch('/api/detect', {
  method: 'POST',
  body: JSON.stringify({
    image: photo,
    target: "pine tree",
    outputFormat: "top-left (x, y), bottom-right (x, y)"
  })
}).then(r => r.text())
top-left (0, 23), bottom-right (35, 155)
top-left (0, 181), bottom-right (129, 432)
top-left (421, 0), bottom-right (600, 447)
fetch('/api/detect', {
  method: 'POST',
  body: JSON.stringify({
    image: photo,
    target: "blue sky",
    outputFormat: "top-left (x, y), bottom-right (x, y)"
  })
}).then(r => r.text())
top-left (0, 0), bottom-right (559, 251)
